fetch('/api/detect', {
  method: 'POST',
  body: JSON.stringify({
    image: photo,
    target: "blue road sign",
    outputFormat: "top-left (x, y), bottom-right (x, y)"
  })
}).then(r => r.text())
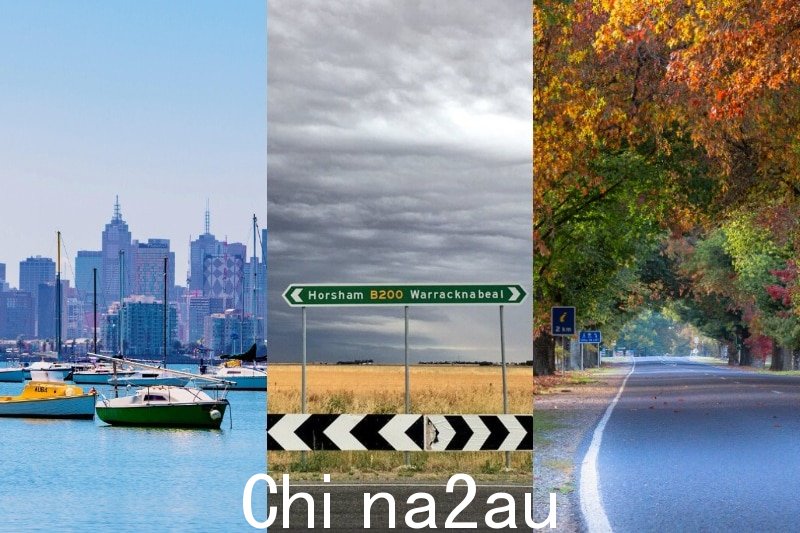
top-left (551, 306), bottom-right (576, 336)
top-left (579, 330), bottom-right (602, 344)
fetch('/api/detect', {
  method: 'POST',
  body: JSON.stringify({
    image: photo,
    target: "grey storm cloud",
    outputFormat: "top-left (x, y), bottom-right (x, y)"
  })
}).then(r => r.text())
top-left (267, 0), bottom-right (532, 363)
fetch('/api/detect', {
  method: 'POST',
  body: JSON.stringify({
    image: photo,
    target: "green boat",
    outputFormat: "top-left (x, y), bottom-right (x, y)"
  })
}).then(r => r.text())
top-left (96, 385), bottom-right (229, 429)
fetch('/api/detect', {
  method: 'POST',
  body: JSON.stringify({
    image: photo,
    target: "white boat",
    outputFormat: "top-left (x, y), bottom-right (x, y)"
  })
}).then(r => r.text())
top-left (23, 361), bottom-right (73, 381)
top-left (0, 377), bottom-right (96, 419)
top-left (201, 344), bottom-right (267, 391)
top-left (0, 367), bottom-right (25, 383)
top-left (201, 362), bottom-right (266, 391)
top-left (108, 370), bottom-right (190, 387)
top-left (72, 363), bottom-right (135, 385)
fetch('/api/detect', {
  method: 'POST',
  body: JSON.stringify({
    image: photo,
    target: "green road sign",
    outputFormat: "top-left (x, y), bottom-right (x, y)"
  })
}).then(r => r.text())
top-left (282, 283), bottom-right (528, 307)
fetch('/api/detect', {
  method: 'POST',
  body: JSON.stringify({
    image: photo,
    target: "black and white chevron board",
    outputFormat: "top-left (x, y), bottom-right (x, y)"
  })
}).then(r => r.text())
top-left (267, 414), bottom-right (533, 452)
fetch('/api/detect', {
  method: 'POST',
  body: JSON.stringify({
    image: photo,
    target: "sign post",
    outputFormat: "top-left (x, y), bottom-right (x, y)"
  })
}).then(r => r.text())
top-left (579, 330), bottom-right (602, 369)
top-left (284, 283), bottom-right (529, 466)
top-left (551, 307), bottom-right (576, 371)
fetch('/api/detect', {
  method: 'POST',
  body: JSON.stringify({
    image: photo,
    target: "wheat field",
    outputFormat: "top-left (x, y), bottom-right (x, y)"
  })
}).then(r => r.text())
top-left (267, 364), bottom-right (534, 478)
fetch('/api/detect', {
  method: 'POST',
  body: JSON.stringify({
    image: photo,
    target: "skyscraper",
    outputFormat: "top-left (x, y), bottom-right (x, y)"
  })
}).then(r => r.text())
top-left (203, 241), bottom-right (246, 310)
top-left (0, 290), bottom-right (35, 339)
top-left (101, 196), bottom-right (132, 308)
top-left (189, 204), bottom-right (219, 292)
top-left (75, 250), bottom-right (102, 301)
top-left (19, 256), bottom-right (55, 335)
top-left (131, 239), bottom-right (175, 299)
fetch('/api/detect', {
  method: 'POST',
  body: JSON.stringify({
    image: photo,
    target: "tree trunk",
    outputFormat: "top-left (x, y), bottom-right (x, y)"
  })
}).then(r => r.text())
top-left (725, 341), bottom-right (738, 365)
top-left (739, 343), bottom-right (752, 366)
top-left (770, 343), bottom-right (784, 371)
top-left (534, 332), bottom-right (556, 376)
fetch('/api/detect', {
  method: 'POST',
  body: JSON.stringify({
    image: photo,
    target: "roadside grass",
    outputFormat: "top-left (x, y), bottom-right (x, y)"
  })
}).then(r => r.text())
top-left (268, 364), bottom-right (535, 478)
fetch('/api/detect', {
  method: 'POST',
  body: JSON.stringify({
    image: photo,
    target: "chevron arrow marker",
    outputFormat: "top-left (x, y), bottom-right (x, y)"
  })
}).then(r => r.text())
top-left (323, 414), bottom-right (367, 450)
top-left (378, 414), bottom-right (424, 451)
top-left (269, 414), bottom-right (311, 451)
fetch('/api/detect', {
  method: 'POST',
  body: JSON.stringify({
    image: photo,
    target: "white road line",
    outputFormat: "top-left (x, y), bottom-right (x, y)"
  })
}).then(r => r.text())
top-left (772, 390), bottom-right (784, 395)
top-left (580, 356), bottom-right (636, 533)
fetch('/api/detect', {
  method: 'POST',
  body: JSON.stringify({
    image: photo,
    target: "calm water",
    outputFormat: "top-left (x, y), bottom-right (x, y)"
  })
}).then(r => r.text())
top-left (0, 364), bottom-right (266, 532)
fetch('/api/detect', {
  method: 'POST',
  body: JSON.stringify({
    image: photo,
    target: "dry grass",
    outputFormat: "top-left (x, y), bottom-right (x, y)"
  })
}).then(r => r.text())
top-left (267, 364), bottom-right (534, 478)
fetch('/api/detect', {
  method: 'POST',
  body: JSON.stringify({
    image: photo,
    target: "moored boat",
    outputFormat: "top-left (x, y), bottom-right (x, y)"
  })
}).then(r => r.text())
top-left (0, 380), bottom-right (96, 419)
top-left (107, 371), bottom-right (190, 387)
top-left (96, 385), bottom-right (228, 429)
top-left (201, 344), bottom-right (267, 391)
top-left (72, 363), bottom-right (135, 385)
top-left (0, 367), bottom-right (25, 383)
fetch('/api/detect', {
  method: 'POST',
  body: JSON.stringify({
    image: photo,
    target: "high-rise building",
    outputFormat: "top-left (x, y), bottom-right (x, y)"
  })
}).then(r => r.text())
top-left (203, 309), bottom-right (254, 356)
top-left (202, 241), bottom-right (246, 310)
top-left (189, 204), bottom-right (219, 292)
top-left (19, 256), bottom-right (55, 335)
top-left (119, 295), bottom-right (177, 357)
top-left (36, 280), bottom-right (71, 342)
top-left (75, 250), bottom-right (103, 301)
top-left (0, 290), bottom-right (35, 339)
top-left (243, 258), bottom-right (267, 343)
top-left (101, 196), bottom-right (132, 309)
top-left (0, 262), bottom-right (8, 292)
top-left (131, 239), bottom-right (175, 299)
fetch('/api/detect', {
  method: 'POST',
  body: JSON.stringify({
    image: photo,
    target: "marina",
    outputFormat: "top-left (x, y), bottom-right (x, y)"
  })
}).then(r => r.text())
top-left (0, 362), bottom-right (267, 530)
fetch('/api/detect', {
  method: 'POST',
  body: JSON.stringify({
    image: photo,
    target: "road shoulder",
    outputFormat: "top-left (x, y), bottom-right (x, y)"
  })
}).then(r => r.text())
top-left (533, 361), bottom-right (632, 532)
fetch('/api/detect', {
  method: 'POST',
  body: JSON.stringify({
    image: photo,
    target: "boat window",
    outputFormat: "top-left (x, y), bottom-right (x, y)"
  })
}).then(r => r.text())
top-left (143, 395), bottom-right (167, 401)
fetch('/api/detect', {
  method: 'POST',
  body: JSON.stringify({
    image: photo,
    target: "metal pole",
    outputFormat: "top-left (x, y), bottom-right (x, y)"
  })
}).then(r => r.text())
top-left (301, 306), bottom-right (307, 465)
top-left (404, 305), bottom-right (410, 467)
top-left (56, 231), bottom-right (61, 359)
top-left (92, 268), bottom-right (97, 353)
top-left (302, 306), bottom-right (307, 413)
top-left (580, 342), bottom-right (584, 371)
top-left (597, 342), bottom-right (601, 368)
top-left (500, 305), bottom-right (509, 469)
top-left (163, 257), bottom-right (168, 368)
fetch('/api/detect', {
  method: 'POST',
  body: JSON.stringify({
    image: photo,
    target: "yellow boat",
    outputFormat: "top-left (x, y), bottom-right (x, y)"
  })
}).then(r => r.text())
top-left (0, 381), bottom-right (96, 419)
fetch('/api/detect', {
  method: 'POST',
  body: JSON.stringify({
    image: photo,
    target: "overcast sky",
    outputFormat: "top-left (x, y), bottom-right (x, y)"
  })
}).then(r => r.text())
top-left (0, 2), bottom-right (265, 286)
top-left (267, 1), bottom-right (532, 363)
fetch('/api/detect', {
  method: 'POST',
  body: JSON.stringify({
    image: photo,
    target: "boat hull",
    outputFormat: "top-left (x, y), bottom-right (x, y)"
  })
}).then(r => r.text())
top-left (72, 372), bottom-right (133, 385)
top-left (0, 395), bottom-right (95, 419)
top-left (107, 377), bottom-right (190, 387)
top-left (0, 369), bottom-right (25, 383)
top-left (96, 401), bottom-right (228, 429)
top-left (201, 375), bottom-right (267, 391)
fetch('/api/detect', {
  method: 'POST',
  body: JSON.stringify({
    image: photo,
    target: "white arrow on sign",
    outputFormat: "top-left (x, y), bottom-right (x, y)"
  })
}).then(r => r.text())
top-left (379, 415), bottom-right (423, 451)
top-left (323, 414), bottom-right (367, 451)
top-left (498, 415), bottom-right (527, 451)
top-left (508, 286), bottom-right (521, 303)
top-left (426, 415), bottom-right (454, 451)
top-left (269, 414), bottom-right (311, 451)
top-left (462, 415), bottom-right (491, 451)
top-left (289, 287), bottom-right (303, 304)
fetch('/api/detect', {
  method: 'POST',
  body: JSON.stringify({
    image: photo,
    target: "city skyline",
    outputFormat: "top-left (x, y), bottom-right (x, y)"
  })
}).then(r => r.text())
top-left (0, 198), bottom-right (263, 293)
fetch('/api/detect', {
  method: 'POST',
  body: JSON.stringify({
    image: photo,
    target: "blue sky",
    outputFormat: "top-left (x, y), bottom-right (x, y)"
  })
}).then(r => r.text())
top-left (0, 1), bottom-right (266, 286)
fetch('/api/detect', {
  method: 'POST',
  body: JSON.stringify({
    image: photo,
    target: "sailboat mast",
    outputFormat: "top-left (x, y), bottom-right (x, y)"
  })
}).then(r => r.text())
top-left (119, 250), bottom-right (125, 357)
top-left (56, 231), bottom-right (62, 359)
top-left (163, 256), bottom-right (168, 368)
top-left (93, 268), bottom-right (97, 353)
top-left (252, 214), bottom-right (257, 350)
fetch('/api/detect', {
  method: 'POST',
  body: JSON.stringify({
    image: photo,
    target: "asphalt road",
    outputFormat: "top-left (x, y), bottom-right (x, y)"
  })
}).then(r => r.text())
top-left (271, 481), bottom-right (540, 531)
top-left (584, 356), bottom-right (800, 532)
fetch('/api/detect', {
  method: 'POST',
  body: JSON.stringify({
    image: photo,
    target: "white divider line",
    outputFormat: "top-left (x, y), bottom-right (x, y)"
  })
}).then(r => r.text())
top-left (579, 356), bottom-right (636, 533)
